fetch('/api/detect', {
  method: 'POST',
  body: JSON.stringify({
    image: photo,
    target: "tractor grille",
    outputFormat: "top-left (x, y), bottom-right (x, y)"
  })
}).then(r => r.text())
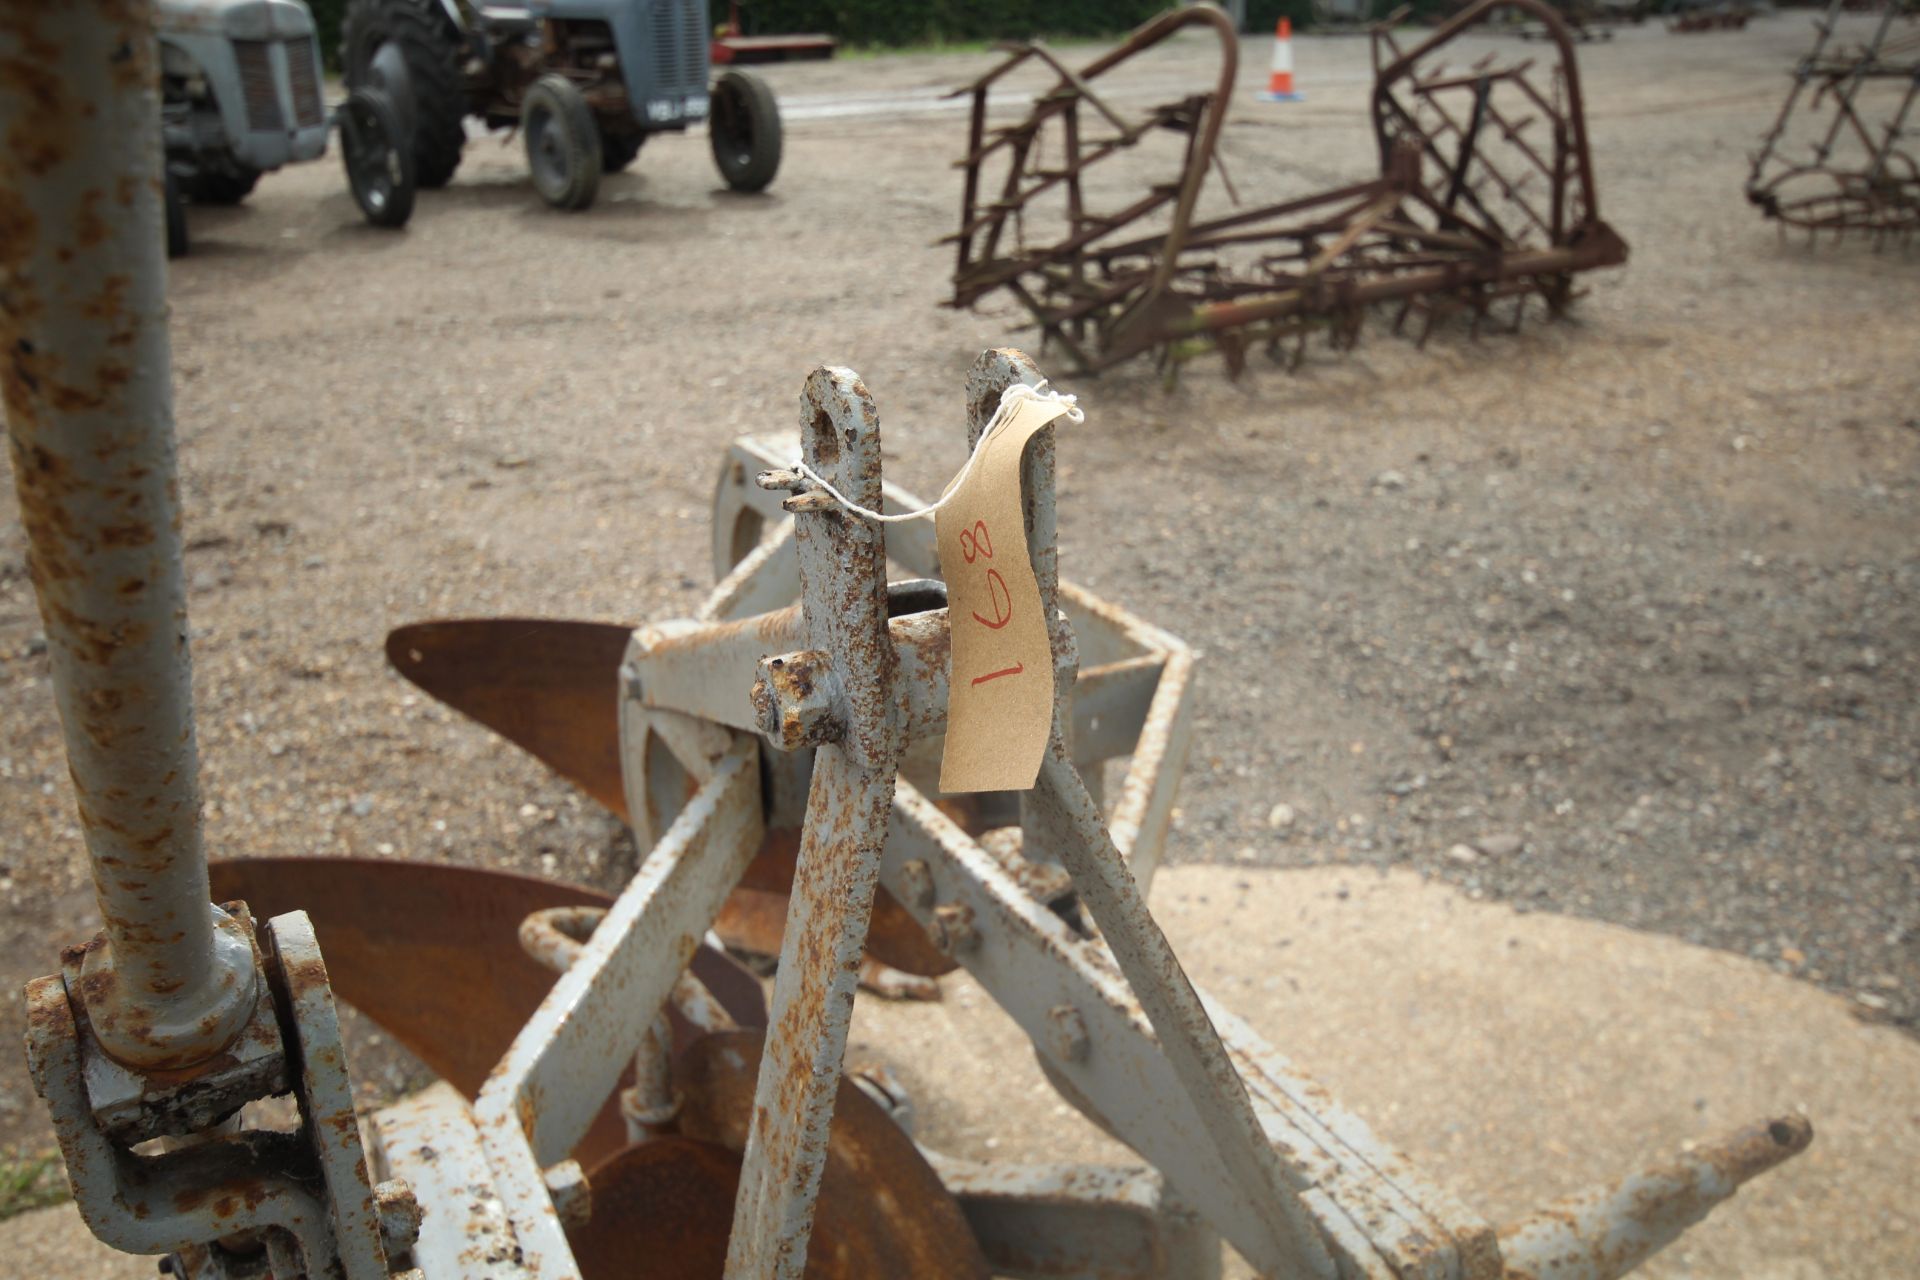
top-left (651, 0), bottom-right (709, 100)
top-left (233, 40), bottom-right (284, 132)
top-left (286, 36), bottom-right (325, 127)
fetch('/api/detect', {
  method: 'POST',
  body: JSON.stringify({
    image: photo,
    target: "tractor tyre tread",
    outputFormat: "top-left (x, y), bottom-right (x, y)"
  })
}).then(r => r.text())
top-left (164, 169), bottom-right (189, 259)
top-left (709, 68), bottom-right (781, 194)
top-left (342, 0), bottom-right (467, 189)
top-left (342, 85), bottom-right (418, 228)
top-left (523, 73), bottom-right (601, 211)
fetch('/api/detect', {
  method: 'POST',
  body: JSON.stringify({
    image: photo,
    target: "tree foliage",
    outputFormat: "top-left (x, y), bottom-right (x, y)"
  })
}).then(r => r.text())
top-left (311, 0), bottom-right (346, 68)
top-left (311, 1), bottom-right (1208, 67)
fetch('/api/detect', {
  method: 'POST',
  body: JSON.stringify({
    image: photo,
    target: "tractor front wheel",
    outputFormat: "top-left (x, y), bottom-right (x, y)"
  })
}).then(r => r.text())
top-left (709, 69), bottom-right (781, 194)
top-left (340, 86), bottom-right (417, 229)
top-left (523, 75), bottom-right (602, 211)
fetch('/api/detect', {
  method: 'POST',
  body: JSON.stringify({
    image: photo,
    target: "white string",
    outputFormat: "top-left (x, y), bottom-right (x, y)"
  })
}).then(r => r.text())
top-left (790, 381), bottom-right (1083, 524)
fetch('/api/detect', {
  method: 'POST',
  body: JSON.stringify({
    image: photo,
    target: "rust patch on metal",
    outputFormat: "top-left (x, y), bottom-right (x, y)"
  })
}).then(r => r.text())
top-left (74, 188), bottom-right (111, 249)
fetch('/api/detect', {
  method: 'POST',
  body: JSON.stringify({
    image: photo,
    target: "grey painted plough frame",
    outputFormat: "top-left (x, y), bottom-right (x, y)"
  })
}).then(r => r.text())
top-left (369, 350), bottom-right (1807, 1280)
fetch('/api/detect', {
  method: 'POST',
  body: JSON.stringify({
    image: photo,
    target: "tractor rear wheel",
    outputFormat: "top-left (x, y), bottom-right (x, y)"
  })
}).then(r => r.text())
top-left (524, 74), bottom-right (602, 211)
top-left (602, 132), bottom-right (645, 174)
top-left (164, 169), bottom-right (189, 259)
top-left (709, 69), bottom-right (781, 194)
top-left (340, 86), bottom-right (417, 228)
top-left (342, 0), bottom-right (467, 189)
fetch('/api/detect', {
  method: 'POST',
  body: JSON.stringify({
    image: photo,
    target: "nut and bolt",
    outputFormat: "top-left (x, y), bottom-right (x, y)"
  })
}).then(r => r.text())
top-left (898, 859), bottom-right (936, 912)
top-left (1045, 1004), bottom-right (1092, 1064)
top-left (752, 650), bottom-right (842, 751)
top-left (756, 467), bottom-right (809, 492)
top-left (542, 1160), bottom-right (592, 1231)
top-left (374, 1178), bottom-right (423, 1258)
top-left (930, 902), bottom-right (980, 956)
top-left (783, 491), bottom-right (842, 515)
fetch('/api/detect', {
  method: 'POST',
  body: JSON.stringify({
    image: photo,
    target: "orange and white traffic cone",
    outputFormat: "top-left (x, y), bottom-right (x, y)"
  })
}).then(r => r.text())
top-left (1259, 17), bottom-right (1302, 102)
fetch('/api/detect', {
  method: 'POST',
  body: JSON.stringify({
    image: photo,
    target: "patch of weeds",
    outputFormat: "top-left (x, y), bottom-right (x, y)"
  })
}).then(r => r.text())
top-left (0, 1151), bottom-right (69, 1221)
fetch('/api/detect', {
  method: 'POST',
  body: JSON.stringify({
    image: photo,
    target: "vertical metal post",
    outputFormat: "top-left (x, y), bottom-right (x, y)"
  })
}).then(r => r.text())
top-left (727, 369), bottom-right (901, 1278)
top-left (0, 1), bottom-right (255, 1068)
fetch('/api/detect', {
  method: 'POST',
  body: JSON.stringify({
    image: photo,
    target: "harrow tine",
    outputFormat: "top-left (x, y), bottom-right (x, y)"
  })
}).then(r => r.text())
top-left (1498, 1117), bottom-right (1813, 1280)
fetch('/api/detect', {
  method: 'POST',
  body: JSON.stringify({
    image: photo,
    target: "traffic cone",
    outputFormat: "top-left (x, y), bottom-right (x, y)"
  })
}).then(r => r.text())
top-left (1260, 17), bottom-right (1302, 102)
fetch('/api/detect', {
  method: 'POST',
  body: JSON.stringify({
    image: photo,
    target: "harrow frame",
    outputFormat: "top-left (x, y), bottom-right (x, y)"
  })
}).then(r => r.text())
top-left (946, 0), bottom-right (1628, 376)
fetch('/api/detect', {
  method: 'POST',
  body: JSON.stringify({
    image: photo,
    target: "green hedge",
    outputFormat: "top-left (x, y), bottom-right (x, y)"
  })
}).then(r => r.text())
top-left (311, 0), bottom-right (345, 69)
top-left (1244, 0), bottom-right (1320, 31)
top-left (730, 0), bottom-right (1170, 46)
top-left (310, 1), bottom-right (1206, 64)
top-left (1246, 0), bottom-right (1455, 30)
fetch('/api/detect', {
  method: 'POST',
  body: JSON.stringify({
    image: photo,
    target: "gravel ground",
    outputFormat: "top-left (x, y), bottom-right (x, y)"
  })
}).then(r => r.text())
top-left (0, 12), bottom-right (1915, 1172)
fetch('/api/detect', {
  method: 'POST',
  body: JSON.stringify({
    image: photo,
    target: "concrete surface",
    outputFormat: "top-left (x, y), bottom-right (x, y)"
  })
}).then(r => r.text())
top-left (847, 865), bottom-right (1920, 1278)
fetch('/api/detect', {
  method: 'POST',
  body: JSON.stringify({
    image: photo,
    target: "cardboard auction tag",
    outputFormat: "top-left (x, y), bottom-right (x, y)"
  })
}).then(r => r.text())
top-left (936, 394), bottom-right (1074, 793)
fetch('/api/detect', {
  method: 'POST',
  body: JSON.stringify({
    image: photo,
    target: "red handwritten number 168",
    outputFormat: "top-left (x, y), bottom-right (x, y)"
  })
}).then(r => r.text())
top-left (960, 519), bottom-right (1023, 687)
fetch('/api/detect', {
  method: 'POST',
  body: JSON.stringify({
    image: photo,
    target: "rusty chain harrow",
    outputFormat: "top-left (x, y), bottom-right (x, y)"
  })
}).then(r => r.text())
top-left (1747, 0), bottom-right (1920, 241)
top-left (946, 0), bottom-right (1628, 377)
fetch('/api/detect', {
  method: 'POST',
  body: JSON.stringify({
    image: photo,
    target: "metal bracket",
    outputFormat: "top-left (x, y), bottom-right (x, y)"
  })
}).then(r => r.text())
top-left (27, 907), bottom-right (414, 1278)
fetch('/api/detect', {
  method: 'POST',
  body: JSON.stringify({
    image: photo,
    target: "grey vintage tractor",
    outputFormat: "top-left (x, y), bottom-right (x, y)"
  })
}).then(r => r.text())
top-left (158, 0), bottom-right (415, 256)
top-left (342, 0), bottom-right (783, 211)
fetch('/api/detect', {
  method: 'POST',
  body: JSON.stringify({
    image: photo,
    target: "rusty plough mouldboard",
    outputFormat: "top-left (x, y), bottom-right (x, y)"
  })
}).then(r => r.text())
top-left (946, 0), bottom-right (1628, 377)
top-left (1747, 0), bottom-right (1919, 241)
top-left (7, 5), bottom-right (1808, 1279)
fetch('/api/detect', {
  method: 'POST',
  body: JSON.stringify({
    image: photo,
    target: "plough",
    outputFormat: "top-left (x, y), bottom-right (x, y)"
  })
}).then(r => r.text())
top-left (5, 4), bottom-right (1809, 1278)
top-left (1747, 0), bottom-right (1919, 241)
top-left (945, 0), bottom-right (1628, 377)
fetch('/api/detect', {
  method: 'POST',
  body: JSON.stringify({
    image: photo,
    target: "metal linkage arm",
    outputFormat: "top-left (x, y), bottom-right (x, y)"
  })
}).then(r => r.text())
top-left (1, 0), bottom-right (256, 1073)
top-left (473, 732), bottom-right (765, 1275)
top-left (9, 6), bottom-right (415, 1277)
top-left (725, 370), bottom-right (906, 1277)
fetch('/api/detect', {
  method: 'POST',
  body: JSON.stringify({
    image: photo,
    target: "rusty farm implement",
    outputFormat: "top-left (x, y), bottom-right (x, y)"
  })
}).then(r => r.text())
top-left (1747, 0), bottom-right (1919, 241)
top-left (2, 3), bottom-right (1810, 1277)
top-left (945, 0), bottom-right (1628, 377)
